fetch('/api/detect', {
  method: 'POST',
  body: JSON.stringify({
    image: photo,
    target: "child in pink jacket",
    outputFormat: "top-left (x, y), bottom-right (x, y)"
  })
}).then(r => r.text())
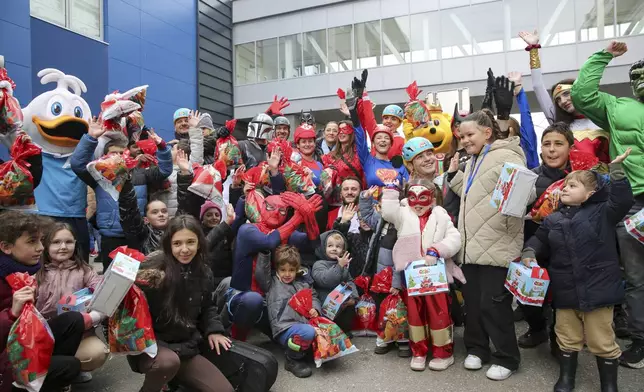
top-left (37, 222), bottom-right (109, 383)
top-left (381, 178), bottom-right (463, 372)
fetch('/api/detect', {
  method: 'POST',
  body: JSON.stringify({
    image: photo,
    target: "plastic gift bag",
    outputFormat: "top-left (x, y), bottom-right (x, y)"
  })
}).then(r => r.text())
top-left (216, 119), bottom-right (242, 168)
top-left (87, 153), bottom-right (129, 201)
top-left (242, 165), bottom-right (270, 223)
top-left (287, 289), bottom-right (358, 368)
top-left (108, 284), bottom-right (158, 357)
top-left (108, 246), bottom-right (146, 262)
top-left (267, 139), bottom-right (316, 196)
top-left (370, 267), bottom-right (393, 294)
top-left (352, 276), bottom-right (377, 337)
top-left (189, 161), bottom-right (227, 205)
top-left (6, 273), bottom-right (55, 392)
top-left (0, 68), bottom-right (23, 135)
top-left (0, 132), bottom-right (42, 207)
top-left (377, 293), bottom-right (409, 345)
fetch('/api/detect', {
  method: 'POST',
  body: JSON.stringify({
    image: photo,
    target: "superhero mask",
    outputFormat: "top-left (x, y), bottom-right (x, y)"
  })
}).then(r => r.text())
top-left (451, 103), bottom-right (473, 140)
top-left (261, 195), bottom-right (288, 229)
top-left (300, 109), bottom-right (315, 126)
top-left (407, 185), bottom-right (435, 216)
top-left (247, 113), bottom-right (274, 140)
top-left (401, 82), bottom-right (453, 154)
top-left (338, 122), bottom-right (354, 135)
top-left (630, 59), bottom-right (644, 100)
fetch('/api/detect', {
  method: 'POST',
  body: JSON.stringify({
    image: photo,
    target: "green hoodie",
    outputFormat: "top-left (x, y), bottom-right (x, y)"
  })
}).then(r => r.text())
top-left (571, 49), bottom-right (644, 196)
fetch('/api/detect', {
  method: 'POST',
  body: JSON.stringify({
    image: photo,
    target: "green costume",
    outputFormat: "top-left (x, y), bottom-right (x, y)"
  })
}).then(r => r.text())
top-left (571, 49), bottom-right (644, 196)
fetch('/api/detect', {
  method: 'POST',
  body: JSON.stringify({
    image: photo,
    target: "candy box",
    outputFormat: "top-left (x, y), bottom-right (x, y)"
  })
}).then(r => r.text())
top-left (504, 261), bottom-right (550, 307)
top-left (625, 208), bottom-right (644, 245)
top-left (90, 252), bottom-right (141, 317)
top-left (322, 283), bottom-right (353, 320)
top-left (57, 288), bottom-right (93, 315)
top-left (404, 259), bottom-right (449, 297)
top-left (490, 163), bottom-right (538, 218)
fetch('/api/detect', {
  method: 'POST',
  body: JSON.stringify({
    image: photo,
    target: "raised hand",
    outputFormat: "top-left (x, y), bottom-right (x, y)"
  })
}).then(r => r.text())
top-left (482, 68), bottom-right (495, 111)
top-left (267, 148), bottom-right (282, 174)
top-left (266, 95), bottom-right (290, 116)
top-left (611, 147), bottom-right (632, 164)
top-left (341, 203), bottom-right (357, 223)
top-left (494, 75), bottom-right (515, 120)
top-left (147, 129), bottom-right (163, 145)
top-left (188, 110), bottom-right (202, 129)
top-left (338, 251), bottom-right (352, 268)
top-left (606, 41), bottom-right (628, 57)
top-left (225, 203), bottom-right (236, 225)
top-left (448, 152), bottom-right (461, 174)
top-left (176, 149), bottom-right (190, 173)
top-left (232, 164), bottom-right (245, 188)
top-left (507, 71), bottom-right (523, 96)
top-left (88, 116), bottom-right (106, 139)
top-left (364, 185), bottom-right (379, 199)
top-left (518, 30), bottom-right (540, 46)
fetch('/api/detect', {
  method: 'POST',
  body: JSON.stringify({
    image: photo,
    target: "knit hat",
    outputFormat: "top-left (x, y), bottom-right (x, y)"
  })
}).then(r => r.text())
top-left (294, 124), bottom-right (316, 144)
top-left (197, 113), bottom-right (214, 131)
top-left (200, 200), bottom-right (222, 221)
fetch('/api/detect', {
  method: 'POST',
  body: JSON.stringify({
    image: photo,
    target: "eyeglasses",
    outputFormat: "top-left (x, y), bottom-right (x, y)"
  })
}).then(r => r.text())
top-left (51, 240), bottom-right (76, 248)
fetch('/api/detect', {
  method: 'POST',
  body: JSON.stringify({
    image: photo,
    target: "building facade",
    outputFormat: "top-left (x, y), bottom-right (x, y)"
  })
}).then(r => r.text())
top-left (233, 0), bottom-right (644, 126)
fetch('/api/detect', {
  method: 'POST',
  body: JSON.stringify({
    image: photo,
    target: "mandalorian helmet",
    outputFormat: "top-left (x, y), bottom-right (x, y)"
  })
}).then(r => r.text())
top-left (247, 113), bottom-right (274, 140)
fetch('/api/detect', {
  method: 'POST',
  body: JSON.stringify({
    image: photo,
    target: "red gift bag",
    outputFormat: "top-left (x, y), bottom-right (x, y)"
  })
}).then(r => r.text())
top-left (6, 273), bottom-right (55, 392)
top-left (242, 164), bottom-right (270, 223)
top-left (0, 132), bottom-right (42, 207)
top-left (377, 293), bottom-right (409, 344)
top-left (189, 161), bottom-right (227, 203)
top-left (108, 284), bottom-right (158, 358)
top-left (352, 276), bottom-right (377, 336)
top-left (370, 267), bottom-right (393, 293)
top-left (0, 68), bottom-right (23, 135)
top-left (216, 119), bottom-right (242, 168)
top-left (108, 246), bottom-right (146, 262)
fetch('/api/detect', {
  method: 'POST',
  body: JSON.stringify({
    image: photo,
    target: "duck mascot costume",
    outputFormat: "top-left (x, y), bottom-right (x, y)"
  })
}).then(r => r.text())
top-left (20, 68), bottom-right (91, 255)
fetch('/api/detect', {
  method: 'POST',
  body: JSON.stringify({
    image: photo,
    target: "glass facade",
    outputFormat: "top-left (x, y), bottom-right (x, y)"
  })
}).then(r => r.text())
top-left (235, 0), bottom-right (644, 85)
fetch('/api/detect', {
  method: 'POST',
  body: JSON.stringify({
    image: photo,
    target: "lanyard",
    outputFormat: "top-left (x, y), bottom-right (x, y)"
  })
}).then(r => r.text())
top-left (465, 144), bottom-right (491, 195)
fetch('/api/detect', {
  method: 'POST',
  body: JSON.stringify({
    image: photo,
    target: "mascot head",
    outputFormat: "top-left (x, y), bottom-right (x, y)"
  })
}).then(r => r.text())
top-left (401, 81), bottom-right (452, 154)
top-left (22, 68), bottom-right (91, 156)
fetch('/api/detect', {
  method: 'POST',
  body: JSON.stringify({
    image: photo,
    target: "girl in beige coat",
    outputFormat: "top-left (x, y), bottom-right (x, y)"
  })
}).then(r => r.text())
top-left (447, 109), bottom-right (525, 381)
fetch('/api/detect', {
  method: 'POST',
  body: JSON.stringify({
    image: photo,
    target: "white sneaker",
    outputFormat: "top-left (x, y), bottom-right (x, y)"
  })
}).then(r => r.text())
top-left (428, 356), bottom-right (455, 371)
top-left (464, 354), bottom-right (483, 370)
top-left (410, 356), bottom-right (427, 371)
top-left (486, 364), bottom-right (515, 381)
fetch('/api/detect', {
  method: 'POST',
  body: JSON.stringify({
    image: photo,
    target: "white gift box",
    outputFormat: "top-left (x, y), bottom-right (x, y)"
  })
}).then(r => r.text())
top-left (89, 252), bottom-right (141, 317)
top-left (490, 163), bottom-right (538, 218)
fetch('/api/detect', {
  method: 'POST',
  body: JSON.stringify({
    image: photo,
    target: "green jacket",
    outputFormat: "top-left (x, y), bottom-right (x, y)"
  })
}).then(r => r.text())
top-left (571, 49), bottom-right (644, 196)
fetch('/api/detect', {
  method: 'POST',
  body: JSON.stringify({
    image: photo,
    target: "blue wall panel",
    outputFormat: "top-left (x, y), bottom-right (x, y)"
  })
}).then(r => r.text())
top-left (107, 0), bottom-right (198, 142)
top-left (30, 18), bottom-right (108, 116)
top-left (0, 0), bottom-right (32, 106)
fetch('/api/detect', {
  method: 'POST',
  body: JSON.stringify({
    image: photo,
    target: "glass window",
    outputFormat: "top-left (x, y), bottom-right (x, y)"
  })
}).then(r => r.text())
top-left (615, 0), bottom-right (641, 37)
top-left (279, 34), bottom-right (303, 79)
top-left (235, 42), bottom-right (255, 85)
top-left (30, 0), bottom-right (103, 40)
top-left (69, 0), bottom-right (102, 40)
top-left (257, 38), bottom-right (278, 82)
top-left (303, 29), bottom-right (327, 76)
top-left (441, 2), bottom-right (504, 56)
top-left (506, 0), bottom-right (539, 50)
top-left (410, 12), bottom-right (440, 62)
top-left (440, 6), bottom-right (473, 58)
top-left (355, 21), bottom-right (381, 69)
top-left (576, 0), bottom-right (616, 42)
top-left (538, 0), bottom-right (576, 46)
top-left (381, 16), bottom-right (411, 66)
top-left (328, 25), bottom-right (353, 73)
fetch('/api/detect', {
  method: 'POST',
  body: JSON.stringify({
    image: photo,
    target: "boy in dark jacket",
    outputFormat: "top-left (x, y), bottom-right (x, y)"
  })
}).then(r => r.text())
top-left (256, 245), bottom-right (320, 378)
top-left (522, 149), bottom-right (634, 392)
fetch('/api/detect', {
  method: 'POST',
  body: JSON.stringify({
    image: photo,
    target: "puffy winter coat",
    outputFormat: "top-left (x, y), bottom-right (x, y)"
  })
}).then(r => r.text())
top-left (311, 231), bottom-right (359, 302)
top-left (524, 164), bottom-right (633, 311)
top-left (255, 251), bottom-right (321, 338)
top-left (449, 137), bottom-right (529, 268)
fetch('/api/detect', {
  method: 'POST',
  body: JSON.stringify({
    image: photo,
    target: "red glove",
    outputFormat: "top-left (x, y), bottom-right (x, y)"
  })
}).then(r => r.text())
top-left (277, 213), bottom-right (304, 243)
top-left (336, 88), bottom-right (346, 100)
top-left (225, 119), bottom-right (237, 133)
top-left (266, 95), bottom-right (290, 116)
top-left (281, 192), bottom-right (323, 240)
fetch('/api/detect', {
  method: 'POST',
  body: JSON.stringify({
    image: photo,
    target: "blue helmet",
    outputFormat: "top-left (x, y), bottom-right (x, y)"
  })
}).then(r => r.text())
top-left (402, 137), bottom-right (434, 162)
top-left (382, 104), bottom-right (403, 120)
top-left (173, 108), bottom-right (190, 122)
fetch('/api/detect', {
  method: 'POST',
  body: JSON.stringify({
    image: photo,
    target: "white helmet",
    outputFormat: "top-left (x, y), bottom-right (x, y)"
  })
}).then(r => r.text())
top-left (247, 113), bottom-right (274, 140)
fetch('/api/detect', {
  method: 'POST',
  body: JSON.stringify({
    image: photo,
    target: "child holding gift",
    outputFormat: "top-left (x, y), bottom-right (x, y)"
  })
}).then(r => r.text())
top-left (132, 215), bottom-right (233, 392)
top-left (446, 109), bottom-right (527, 381)
top-left (521, 149), bottom-right (634, 392)
top-left (255, 245), bottom-right (321, 379)
top-left (36, 222), bottom-right (109, 383)
top-left (381, 178), bottom-right (463, 372)
top-left (0, 211), bottom-right (86, 392)
top-left (311, 230), bottom-right (358, 334)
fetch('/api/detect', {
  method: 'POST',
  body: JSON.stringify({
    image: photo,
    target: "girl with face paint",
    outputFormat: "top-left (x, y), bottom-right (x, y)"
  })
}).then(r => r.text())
top-left (380, 179), bottom-right (463, 372)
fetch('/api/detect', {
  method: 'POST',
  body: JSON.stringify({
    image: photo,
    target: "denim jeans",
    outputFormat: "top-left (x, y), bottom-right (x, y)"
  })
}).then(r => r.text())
top-left (226, 290), bottom-right (271, 337)
top-left (277, 324), bottom-right (316, 359)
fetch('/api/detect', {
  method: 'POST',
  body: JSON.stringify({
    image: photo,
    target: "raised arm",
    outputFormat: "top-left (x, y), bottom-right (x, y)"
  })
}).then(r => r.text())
top-left (70, 134), bottom-right (100, 188)
top-left (119, 178), bottom-right (147, 244)
top-left (604, 153), bottom-right (635, 225)
top-left (380, 188), bottom-right (404, 227)
top-left (516, 88), bottom-right (539, 169)
top-left (518, 31), bottom-right (556, 124)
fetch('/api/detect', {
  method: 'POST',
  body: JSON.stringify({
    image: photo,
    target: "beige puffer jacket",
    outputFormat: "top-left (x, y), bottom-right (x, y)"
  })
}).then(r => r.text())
top-left (449, 136), bottom-right (527, 268)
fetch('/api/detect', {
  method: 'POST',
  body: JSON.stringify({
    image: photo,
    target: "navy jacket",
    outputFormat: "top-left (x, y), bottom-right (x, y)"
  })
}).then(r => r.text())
top-left (525, 163), bottom-right (634, 311)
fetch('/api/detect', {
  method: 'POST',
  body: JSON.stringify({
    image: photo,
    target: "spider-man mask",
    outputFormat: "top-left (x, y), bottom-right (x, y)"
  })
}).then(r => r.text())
top-left (261, 195), bottom-right (288, 229)
top-left (407, 185), bottom-right (435, 216)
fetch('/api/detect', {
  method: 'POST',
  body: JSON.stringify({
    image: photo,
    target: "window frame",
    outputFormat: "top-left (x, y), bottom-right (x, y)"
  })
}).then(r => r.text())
top-left (30, 0), bottom-right (104, 42)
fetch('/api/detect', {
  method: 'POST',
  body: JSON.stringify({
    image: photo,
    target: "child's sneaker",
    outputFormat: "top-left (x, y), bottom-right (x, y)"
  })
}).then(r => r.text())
top-left (285, 356), bottom-right (312, 378)
top-left (428, 356), bottom-right (454, 371)
top-left (485, 365), bottom-right (515, 381)
top-left (464, 354), bottom-right (483, 370)
top-left (410, 356), bottom-right (426, 371)
top-left (72, 371), bottom-right (92, 383)
top-left (374, 338), bottom-right (391, 355)
top-left (397, 342), bottom-right (412, 358)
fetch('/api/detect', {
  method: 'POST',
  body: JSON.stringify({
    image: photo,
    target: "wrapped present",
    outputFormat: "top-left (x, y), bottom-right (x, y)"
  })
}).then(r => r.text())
top-left (90, 252), bottom-right (141, 317)
top-left (321, 283), bottom-right (353, 320)
top-left (370, 267), bottom-right (393, 293)
top-left (405, 259), bottom-right (450, 296)
top-left (351, 276), bottom-right (377, 337)
top-left (376, 293), bottom-right (409, 345)
top-left (216, 120), bottom-right (242, 168)
top-left (490, 163), bottom-right (538, 218)
top-left (6, 273), bottom-right (54, 392)
top-left (242, 164), bottom-right (270, 223)
top-left (108, 246), bottom-right (146, 262)
top-left (504, 260), bottom-right (550, 307)
top-left (100, 85), bottom-right (148, 121)
top-left (189, 161), bottom-right (226, 205)
top-left (87, 153), bottom-right (129, 201)
top-left (267, 139), bottom-right (315, 195)
top-left (317, 168), bottom-right (335, 199)
top-left (530, 179), bottom-right (564, 223)
top-left (0, 132), bottom-right (41, 207)
top-left (0, 68), bottom-right (23, 135)
top-left (57, 288), bottom-right (93, 315)
top-left (625, 208), bottom-right (644, 245)
top-left (109, 284), bottom-right (157, 357)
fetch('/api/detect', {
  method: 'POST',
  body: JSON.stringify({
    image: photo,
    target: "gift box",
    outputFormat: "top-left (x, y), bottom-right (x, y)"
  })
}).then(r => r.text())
top-left (90, 252), bottom-right (141, 317)
top-left (625, 208), bottom-right (644, 245)
top-left (321, 283), bottom-right (353, 320)
top-left (490, 163), bottom-right (538, 218)
top-left (504, 261), bottom-right (550, 307)
top-left (57, 288), bottom-right (93, 315)
top-left (404, 259), bottom-right (449, 297)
